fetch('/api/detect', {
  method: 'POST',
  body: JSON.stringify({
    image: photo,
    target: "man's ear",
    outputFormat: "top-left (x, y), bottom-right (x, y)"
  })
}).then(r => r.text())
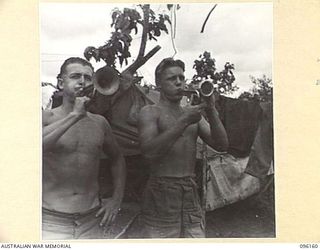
top-left (57, 78), bottom-right (63, 90)
top-left (155, 80), bottom-right (160, 89)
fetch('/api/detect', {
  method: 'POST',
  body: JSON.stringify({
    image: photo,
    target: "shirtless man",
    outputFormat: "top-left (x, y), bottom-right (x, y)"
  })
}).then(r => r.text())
top-left (42, 57), bottom-right (126, 239)
top-left (138, 58), bottom-right (228, 238)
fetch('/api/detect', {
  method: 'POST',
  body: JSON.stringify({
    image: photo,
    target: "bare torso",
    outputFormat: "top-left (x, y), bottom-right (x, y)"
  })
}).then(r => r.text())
top-left (43, 109), bottom-right (105, 213)
top-left (148, 104), bottom-right (199, 177)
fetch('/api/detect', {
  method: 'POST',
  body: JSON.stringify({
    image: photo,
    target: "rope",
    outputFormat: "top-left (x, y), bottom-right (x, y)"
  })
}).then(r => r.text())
top-left (200, 4), bottom-right (217, 33)
top-left (173, 4), bottom-right (177, 39)
top-left (170, 4), bottom-right (178, 58)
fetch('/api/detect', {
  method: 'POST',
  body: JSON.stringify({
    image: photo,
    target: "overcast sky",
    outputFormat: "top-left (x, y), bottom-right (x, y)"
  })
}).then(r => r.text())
top-left (40, 3), bottom-right (272, 96)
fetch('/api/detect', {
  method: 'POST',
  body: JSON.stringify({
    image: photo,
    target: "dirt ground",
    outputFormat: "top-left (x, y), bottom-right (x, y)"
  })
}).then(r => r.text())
top-left (206, 181), bottom-right (275, 238)
top-left (206, 174), bottom-right (275, 238)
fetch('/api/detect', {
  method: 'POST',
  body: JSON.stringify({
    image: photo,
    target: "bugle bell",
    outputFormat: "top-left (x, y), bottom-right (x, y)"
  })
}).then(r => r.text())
top-left (77, 66), bottom-right (121, 98)
top-left (183, 80), bottom-right (214, 105)
top-left (199, 80), bottom-right (214, 97)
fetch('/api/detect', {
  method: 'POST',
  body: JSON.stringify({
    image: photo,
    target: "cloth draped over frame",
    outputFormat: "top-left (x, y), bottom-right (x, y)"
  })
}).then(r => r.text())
top-left (245, 102), bottom-right (274, 178)
top-left (216, 96), bottom-right (263, 158)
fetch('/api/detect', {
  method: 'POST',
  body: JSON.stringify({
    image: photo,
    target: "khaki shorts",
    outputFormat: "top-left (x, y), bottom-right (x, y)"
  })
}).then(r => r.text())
top-left (141, 176), bottom-right (205, 238)
top-left (42, 206), bottom-right (105, 240)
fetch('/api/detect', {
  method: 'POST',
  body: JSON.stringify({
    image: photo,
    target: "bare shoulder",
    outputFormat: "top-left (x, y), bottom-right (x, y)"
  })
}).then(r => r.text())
top-left (87, 112), bottom-right (106, 122)
top-left (87, 112), bottom-right (111, 129)
top-left (139, 104), bottom-right (161, 120)
top-left (42, 109), bottom-right (56, 126)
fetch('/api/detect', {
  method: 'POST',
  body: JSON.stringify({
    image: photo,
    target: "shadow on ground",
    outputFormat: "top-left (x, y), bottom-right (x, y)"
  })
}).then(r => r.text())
top-left (206, 194), bottom-right (275, 238)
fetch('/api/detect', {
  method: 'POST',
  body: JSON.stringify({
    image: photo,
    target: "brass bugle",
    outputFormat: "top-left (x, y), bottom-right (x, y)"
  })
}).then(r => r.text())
top-left (182, 80), bottom-right (214, 98)
top-left (198, 80), bottom-right (214, 97)
top-left (182, 80), bottom-right (214, 105)
top-left (76, 66), bottom-right (121, 98)
top-left (182, 89), bottom-right (200, 98)
top-left (77, 84), bottom-right (95, 97)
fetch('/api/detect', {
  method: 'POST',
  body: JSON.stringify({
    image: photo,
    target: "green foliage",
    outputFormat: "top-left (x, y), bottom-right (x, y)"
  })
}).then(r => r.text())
top-left (84, 7), bottom-right (141, 67)
top-left (147, 9), bottom-right (171, 41)
top-left (191, 51), bottom-right (237, 94)
top-left (84, 5), bottom-right (171, 67)
top-left (238, 75), bottom-right (273, 102)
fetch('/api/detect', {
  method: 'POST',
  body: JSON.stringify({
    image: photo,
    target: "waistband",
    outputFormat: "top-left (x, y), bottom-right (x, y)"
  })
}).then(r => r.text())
top-left (148, 175), bottom-right (197, 185)
top-left (149, 175), bottom-right (195, 180)
top-left (42, 205), bottom-right (101, 219)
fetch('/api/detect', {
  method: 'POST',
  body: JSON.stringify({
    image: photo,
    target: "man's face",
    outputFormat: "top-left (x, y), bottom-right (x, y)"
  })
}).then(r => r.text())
top-left (159, 66), bottom-right (185, 102)
top-left (59, 63), bottom-right (93, 99)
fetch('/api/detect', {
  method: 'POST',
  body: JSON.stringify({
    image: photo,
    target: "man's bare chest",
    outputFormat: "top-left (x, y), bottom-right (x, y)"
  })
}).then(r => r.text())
top-left (53, 118), bottom-right (104, 153)
top-left (158, 113), bottom-right (198, 138)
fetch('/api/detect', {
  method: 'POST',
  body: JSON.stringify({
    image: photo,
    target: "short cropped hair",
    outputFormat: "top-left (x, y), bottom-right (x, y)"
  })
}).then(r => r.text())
top-left (155, 58), bottom-right (185, 86)
top-left (57, 57), bottom-right (94, 79)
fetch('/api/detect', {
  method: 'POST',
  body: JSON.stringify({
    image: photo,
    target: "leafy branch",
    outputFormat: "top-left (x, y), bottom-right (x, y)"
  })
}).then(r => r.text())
top-left (191, 51), bottom-right (237, 94)
top-left (239, 75), bottom-right (273, 102)
top-left (84, 4), bottom-right (172, 71)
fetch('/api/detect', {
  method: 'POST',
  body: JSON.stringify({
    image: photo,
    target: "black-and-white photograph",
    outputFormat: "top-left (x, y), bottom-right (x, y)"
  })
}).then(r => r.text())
top-left (41, 3), bottom-right (274, 239)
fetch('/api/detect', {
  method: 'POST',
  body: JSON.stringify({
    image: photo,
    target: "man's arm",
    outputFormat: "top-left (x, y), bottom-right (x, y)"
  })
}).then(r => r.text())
top-left (138, 105), bottom-right (203, 161)
top-left (96, 117), bottom-right (126, 227)
top-left (199, 96), bottom-right (229, 152)
top-left (42, 97), bottom-right (87, 152)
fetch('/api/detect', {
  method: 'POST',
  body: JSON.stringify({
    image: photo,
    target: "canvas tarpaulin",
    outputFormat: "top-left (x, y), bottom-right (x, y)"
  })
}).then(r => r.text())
top-left (245, 102), bottom-right (274, 178)
top-left (204, 154), bottom-right (260, 211)
top-left (216, 96), bottom-right (263, 158)
top-left (90, 83), bottom-right (154, 156)
top-left (203, 101), bottom-right (273, 211)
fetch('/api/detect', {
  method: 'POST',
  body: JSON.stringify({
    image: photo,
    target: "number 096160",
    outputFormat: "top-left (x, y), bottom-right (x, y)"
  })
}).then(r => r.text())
top-left (300, 244), bottom-right (318, 248)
